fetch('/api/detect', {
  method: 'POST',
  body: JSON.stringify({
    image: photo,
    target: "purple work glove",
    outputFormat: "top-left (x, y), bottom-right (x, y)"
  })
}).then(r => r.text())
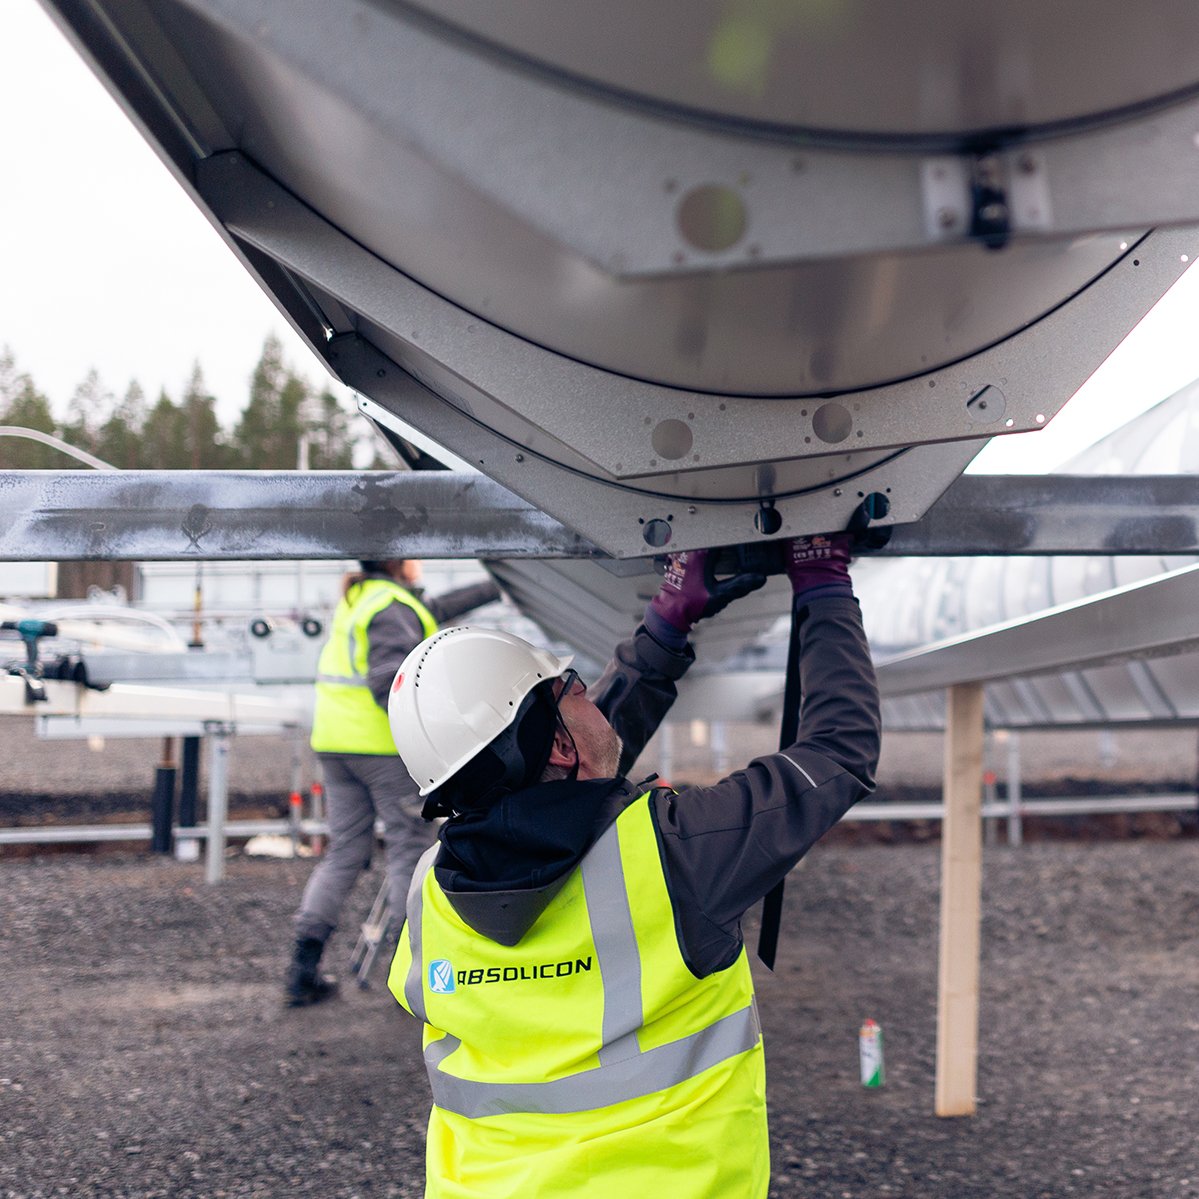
top-left (645, 549), bottom-right (766, 645)
top-left (786, 533), bottom-right (853, 602)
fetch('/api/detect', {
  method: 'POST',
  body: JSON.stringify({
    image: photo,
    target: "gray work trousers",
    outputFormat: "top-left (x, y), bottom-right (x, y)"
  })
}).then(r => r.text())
top-left (293, 752), bottom-right (432, 943)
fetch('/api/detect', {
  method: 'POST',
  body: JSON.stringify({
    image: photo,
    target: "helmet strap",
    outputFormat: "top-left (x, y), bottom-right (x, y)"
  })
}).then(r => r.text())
top-left (428, 681), bottom-right (561, 818)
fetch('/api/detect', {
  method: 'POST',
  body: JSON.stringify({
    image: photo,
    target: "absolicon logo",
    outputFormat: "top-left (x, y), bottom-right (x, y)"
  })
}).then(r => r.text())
top-left (429, 959), bottom-right (456, 994)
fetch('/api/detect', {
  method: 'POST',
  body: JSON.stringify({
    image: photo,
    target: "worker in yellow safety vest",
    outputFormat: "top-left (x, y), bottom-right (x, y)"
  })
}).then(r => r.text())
top-left (285, 558), bottom-right (499, 1006)
top-left (385, 538), bottom-right (881, 1195)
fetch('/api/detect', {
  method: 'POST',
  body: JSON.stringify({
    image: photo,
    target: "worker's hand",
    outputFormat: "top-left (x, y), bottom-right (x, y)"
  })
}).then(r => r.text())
top-left (785, 533), bottom-right (853, 600)
top-left (648, 549), bottom-right (766, 634)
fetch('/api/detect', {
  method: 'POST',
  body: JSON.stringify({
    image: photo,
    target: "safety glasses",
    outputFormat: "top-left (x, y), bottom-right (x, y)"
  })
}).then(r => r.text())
top-left (552, 668), bottom-right (585, 702)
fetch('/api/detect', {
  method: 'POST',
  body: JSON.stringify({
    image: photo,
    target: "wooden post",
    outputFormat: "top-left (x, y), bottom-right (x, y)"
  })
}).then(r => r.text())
top-left (935, 682), bottom-right (984, 1117)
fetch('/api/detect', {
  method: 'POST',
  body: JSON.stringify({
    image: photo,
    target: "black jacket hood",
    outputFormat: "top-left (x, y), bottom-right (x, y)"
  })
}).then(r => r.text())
top-left (433, 775), bottom-right (641, 946)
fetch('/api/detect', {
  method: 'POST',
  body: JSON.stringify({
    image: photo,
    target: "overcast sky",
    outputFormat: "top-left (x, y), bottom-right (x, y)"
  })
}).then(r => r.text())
top-left (0, 1), bottom-right (337, 425)
top-left (4, 0), bottom-right (1199, 472)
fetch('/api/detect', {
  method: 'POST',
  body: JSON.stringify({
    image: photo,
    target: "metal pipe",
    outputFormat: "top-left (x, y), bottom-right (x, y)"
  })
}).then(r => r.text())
top-left (2, 792), bottom-right (1192, 849)
top-left (1006, 732), bottom-right (1024, 848)
top-left (150, 735), bottom-right (177, 854)
top-left (178, 736), bottom-right (200, 826)
top-left (0, 818), bottom-right (330, 846)
top-left (205, 725), bottom-right (231, 884)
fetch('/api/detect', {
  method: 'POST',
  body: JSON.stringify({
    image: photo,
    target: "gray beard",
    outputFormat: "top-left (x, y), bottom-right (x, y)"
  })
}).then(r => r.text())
top-left (596, 729), bottom-right (624, 778)
top-left (539, 726), bottom-right (623, 782)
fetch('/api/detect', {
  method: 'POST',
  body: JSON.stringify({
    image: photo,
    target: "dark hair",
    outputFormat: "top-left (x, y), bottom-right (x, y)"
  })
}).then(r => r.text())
top-left (342, 560), bottom-right (403, 596)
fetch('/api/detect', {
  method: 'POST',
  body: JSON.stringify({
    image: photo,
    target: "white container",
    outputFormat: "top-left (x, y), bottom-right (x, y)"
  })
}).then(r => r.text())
top-left (859, 1019), bottom-right (884, 1087)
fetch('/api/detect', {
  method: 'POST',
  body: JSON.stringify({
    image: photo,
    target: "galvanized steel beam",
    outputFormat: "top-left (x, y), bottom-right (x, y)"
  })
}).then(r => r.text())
top-left (875, 562), bottom-right (1199, 697)
top-left (887, 473), bottom-right (1199, 556)
top-left (4, 469), bottom-right (1199, 560)
top-left (0, 470), bottom-right (602, 561)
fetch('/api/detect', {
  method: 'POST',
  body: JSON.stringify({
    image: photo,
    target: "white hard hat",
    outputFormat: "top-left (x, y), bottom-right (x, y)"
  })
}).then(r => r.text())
top-left (388, 626), bottom-right (573, 796)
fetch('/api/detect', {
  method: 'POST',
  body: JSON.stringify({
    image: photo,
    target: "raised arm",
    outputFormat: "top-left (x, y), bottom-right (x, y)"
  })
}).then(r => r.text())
top-left (593, 550), bottom-right (766, 775)
top-left (650, 535), bottom-right (882, 975)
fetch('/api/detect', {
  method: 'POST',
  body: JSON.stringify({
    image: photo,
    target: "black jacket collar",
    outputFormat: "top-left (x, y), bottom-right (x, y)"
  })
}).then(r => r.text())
top-left (433, 775), bottom-right (639, 945)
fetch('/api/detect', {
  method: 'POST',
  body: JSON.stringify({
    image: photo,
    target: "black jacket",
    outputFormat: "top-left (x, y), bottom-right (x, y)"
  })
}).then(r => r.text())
top-left (433, 596), bottom-right (881, 976)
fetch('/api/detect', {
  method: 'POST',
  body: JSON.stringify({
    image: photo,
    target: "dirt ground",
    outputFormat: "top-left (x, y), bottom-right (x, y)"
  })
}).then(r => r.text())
top-left (3, 837), bottom-right (1197, 1199)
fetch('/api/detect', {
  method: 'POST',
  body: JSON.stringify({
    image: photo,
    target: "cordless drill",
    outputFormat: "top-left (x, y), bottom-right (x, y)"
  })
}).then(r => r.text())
top-left (1, 619), bottom-right (59, 702)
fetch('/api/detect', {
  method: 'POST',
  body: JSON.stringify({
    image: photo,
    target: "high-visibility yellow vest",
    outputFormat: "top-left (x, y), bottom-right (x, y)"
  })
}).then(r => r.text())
top-left (390, 791), bottom-right (768, 1198)
top-left (310, 579), bottom-right (437, 754)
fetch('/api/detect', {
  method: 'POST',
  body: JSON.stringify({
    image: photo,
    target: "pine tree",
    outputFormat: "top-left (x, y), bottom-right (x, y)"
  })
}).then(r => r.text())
top-left (96, 381), bottom-right (149, 469)
top-left (307, 387), bottom-right (356, 469)
top-left (180, 363), bottom-right (227, 468)
top-left (61, 369), bottom-right (114, 456)
top-left (0, 346), bottom-right (23, 411)
top-left (275, 371), bottom-right (310, 469)
top-left (142, 389), bottom-right (188, 469)
top-left (232, 334), bottom-right (322, 468)
top-left (0, 375), bottom-right (59, 468)
top-left (232, 334), bottom-right (287, 467)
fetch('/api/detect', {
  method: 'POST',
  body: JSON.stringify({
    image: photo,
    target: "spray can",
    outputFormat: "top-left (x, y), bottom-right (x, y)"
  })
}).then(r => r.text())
top-left (859, 1019), bottom-right (884, 1087)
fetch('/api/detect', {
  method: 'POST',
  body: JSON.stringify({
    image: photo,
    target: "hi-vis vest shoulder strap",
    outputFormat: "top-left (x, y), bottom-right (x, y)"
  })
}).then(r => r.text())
top-left (389, 792), bottom-right (768, 1198)
top-left (310, 579), bottom-right (437, 755)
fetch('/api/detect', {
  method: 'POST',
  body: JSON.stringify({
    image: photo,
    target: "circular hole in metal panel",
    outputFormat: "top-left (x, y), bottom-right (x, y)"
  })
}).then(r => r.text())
top-left (677, 185), bottom-right (747, 252)
top-left (754, 506), bottom-right (783, 535)
top-left (651, 418), bottom-right (694, 460)
top-left (642, 518), bottom-right (673, 547)
top-left (863, 492), bottom-right (891, 520)
top-left (812, 402), bottom-right (852, 443)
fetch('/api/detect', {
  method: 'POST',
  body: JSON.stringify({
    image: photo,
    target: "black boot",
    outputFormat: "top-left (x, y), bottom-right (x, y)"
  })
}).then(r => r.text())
top-left (284, 936), bottom-right (338, 1007)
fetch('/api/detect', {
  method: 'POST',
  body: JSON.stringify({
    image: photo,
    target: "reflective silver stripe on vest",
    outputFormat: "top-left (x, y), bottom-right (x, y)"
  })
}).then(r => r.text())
top-left (427, 1003), bottom-right (760, 1118)
top-left (404, 841), bottom-right (442, 1024)
top-left (315, 673), bottom-right (370, 686)
top-left (347, 624), bottom-right (364, 678)
top-left (580, 823), bottom-right (642, 1065)
top-left (412, 812), bottom-right (761, 1118)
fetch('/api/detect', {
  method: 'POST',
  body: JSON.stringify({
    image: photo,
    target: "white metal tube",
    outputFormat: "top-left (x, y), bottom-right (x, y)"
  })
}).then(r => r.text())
top-left (205, 727), bottom-right (231, 884)
top-left (1006, 732), bottom-right (1023, 848)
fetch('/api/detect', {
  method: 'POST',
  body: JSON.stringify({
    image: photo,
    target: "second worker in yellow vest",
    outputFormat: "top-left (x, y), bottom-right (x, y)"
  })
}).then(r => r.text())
top-left (285, 558), bottom-right (500, 1007)
top-left (386, 538), bottom-right (881, 1196)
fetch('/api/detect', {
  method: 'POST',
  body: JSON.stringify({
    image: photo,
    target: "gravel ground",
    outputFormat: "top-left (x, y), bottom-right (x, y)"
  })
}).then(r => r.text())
top-left (3, 838), bottom-right (1197, 1199)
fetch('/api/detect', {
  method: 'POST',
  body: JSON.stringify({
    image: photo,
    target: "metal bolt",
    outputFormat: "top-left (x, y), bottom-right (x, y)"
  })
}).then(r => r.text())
top-left (515, 453), bottom-right (524, 463)
top-left (1018, 154), bottom-right (1037, 175)
top-left (937, 208), bottom-right (958, 230)
top-left (976, 156), bottom-right (1000, 185)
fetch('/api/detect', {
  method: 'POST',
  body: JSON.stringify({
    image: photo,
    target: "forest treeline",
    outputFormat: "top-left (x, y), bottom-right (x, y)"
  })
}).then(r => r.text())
top-left (0, 336), bottom-right (387, 470)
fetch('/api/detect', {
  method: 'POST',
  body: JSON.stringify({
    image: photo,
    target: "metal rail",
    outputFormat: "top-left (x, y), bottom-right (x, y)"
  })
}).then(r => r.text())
top-left (0, 470), bottom-right (601, 561)
top-left (875, 562), bottom-right (1199, 697)
top-left (2, 794), bottom-right (1190, 847)
top-left (5, 470), bottom-right (1199, 560)
top-left (0, 818), bottom-right (327, 846)
top-left (852, 793), bottom-right (1198, 821)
